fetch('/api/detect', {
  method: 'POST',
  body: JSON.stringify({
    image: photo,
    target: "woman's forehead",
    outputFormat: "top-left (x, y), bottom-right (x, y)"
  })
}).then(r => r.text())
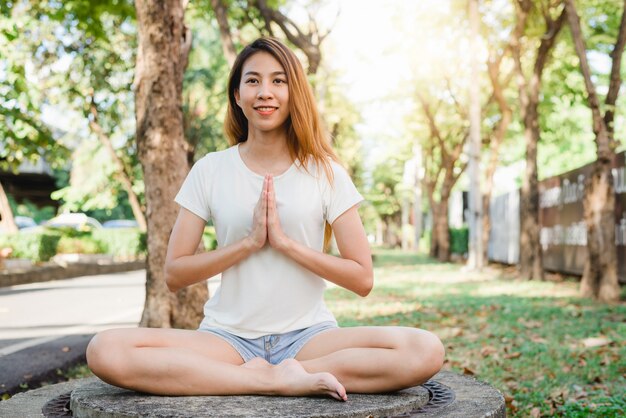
top-left (242, 51), bottom-right (285, 75)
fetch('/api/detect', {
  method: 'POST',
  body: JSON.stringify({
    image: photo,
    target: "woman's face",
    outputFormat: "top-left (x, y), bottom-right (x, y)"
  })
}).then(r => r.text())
top-left (235, 51), bottom-right (290, 136)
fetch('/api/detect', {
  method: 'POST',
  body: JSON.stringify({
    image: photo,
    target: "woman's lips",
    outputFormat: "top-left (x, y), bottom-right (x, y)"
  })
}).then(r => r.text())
top-left (254, 106), bottom-right (277, 116)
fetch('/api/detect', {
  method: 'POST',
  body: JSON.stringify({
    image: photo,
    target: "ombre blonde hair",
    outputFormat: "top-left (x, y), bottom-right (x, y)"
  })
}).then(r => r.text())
top-left (224, 37), bottom-right (338, 251)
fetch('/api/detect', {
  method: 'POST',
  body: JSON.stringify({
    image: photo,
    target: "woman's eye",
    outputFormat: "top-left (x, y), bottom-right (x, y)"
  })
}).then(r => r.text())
top-left (274, 79), bottom-right (286, 84)
top-left (245, 79), bottom-right (258, 84)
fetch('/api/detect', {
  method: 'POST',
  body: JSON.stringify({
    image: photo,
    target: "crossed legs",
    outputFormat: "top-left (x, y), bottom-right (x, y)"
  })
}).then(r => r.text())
top-left (86, 326), bottom-right (444, 400)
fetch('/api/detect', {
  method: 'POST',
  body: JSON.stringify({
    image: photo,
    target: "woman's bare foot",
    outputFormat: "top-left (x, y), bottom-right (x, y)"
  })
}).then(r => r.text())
top-left (272, 359), bottom-right (347, 401)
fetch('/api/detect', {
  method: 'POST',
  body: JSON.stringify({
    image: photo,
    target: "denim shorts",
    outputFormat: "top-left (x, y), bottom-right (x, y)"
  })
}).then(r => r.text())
top-left (199, 321), bottom-right (338, 365)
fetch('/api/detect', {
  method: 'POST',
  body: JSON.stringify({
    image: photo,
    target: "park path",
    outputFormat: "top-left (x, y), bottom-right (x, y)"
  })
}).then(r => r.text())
top-left (0, 270), bottom-right (145, 356)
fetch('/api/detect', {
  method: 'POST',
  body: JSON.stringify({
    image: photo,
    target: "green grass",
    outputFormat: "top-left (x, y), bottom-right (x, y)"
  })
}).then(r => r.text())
top-left (325, 248), bottom-right (626, 417)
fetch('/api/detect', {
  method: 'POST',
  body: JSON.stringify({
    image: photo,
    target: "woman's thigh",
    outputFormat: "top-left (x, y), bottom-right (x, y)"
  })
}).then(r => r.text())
top-left (295, 326), bottom-right (431, 361)
top-left (89, 327), bottom-right (245, 365)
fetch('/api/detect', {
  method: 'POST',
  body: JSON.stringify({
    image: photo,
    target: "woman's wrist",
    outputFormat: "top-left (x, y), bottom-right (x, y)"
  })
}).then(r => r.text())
top-left (243, 236), bottom-right (263, 252)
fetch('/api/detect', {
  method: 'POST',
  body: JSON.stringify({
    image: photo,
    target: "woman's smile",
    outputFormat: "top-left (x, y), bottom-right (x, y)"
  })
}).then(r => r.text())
top-left (254, 106), bottom-right (279, 116)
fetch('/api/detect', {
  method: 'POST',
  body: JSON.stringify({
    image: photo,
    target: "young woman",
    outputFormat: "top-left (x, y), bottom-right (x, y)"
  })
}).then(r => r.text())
top-left (86, 37), bottom-right (444, 401)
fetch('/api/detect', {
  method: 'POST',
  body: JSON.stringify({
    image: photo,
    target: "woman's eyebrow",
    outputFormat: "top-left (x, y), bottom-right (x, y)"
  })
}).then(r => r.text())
top-left (243, 70), bottom-right (287, 77)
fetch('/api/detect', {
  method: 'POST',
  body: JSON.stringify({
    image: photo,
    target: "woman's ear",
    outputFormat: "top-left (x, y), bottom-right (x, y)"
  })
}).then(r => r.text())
top-left (234, 89), bottom-right (241, 107)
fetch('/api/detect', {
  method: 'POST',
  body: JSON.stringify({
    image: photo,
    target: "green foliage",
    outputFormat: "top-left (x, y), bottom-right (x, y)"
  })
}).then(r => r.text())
top-left (202, 226), bottom-right (218, 251)
top-left (449, 227), bottom-right (468, 255)
top-left (7, 196), bottom-right (55, 224)
top-left (0, 232), bottom-right (61, 262)
top-left (56, 234), bottom-right (104, 254)
top-left (0, 4), bottom-right (70, 171)
top-left (51, 141), bottom-right (141, 217)
top-left (92, 229), bottom-right (147, 258)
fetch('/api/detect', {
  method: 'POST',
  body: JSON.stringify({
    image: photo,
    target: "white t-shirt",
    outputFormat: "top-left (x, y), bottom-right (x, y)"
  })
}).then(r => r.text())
top-left (174, 144), bottom-right (364, 338)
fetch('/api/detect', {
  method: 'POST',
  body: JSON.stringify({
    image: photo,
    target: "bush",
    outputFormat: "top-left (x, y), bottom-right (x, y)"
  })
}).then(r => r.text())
top-left (57, 235), bottom-right (105, 254)
top-left (0, 232), bottom-right (61, 262)
top-left (92, 229), bottom-right (147, 258)
top-left (449, 227), bottom-right (469, 255)
top-left (202, 226), bottom-right (218, 250)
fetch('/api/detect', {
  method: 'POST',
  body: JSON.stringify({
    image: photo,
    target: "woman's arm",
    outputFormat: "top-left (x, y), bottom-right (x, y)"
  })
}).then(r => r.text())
top-left (267, 177), bottom-right (373, 296)
top-left (165, 177), bottom-right (269, 292)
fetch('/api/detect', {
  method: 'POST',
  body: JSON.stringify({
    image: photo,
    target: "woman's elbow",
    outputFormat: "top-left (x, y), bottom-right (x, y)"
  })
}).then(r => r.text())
top-left (357, 273), bottom-right (374, 297)
top-left (164, 263), bottom-right (180, 293)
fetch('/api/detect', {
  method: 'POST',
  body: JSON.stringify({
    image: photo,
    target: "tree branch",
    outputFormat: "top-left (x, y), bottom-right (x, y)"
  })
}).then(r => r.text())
top-left (604, 0), bottom-right (626, 136)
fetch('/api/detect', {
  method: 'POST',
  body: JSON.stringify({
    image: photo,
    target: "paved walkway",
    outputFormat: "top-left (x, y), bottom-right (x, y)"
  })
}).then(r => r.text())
top-left (0, 271), bottom-right (145, 397)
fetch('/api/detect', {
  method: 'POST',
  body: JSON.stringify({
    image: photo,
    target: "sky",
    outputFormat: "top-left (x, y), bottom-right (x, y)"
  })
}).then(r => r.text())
top-left (319, 0), bottom-right (429, 166)
top-left (317, 0), bottom-right (476, 169)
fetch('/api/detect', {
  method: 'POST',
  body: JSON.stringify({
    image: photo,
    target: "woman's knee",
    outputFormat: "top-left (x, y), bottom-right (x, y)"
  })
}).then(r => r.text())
top-left (403, 329), bottom-right (445, 385)
top-left (86, 329), bottom-right (130, 379)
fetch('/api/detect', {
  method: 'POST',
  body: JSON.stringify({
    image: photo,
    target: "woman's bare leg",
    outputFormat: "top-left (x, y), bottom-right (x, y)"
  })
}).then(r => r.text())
top-left (86, 328), bottom-right (346, 400)
top-left (295, 326), bottom-right (444, 393)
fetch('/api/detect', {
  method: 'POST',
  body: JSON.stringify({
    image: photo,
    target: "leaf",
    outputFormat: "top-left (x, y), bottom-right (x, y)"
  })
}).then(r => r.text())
top-left (517, 318), bottom-right (543, 329)
top-left (582, 337), bottom-right (611, 348)
top-left (530, 407), bottom-right (541, 417)
top-left (463, 366), bottom-right (476, 376)
top-left (61, 346), bottom-right (70, 352)
top-left (480, 346), bottom-right (498, 357)
top-left (504, 351), bottom-right (522, 359)
top-left (433, 327), bottom-right (464, 339)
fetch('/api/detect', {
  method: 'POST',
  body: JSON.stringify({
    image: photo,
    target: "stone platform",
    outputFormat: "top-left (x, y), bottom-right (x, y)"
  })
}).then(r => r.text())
top-left (0, 371), bottom-right (506, 417)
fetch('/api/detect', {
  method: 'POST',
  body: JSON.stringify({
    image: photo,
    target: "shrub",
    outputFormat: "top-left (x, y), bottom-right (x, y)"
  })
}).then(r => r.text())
top-left (202, 226), bottom-right (218, 250)
top-left (0, 232), bottom-right (61, 262)
top-left (57, 235), bottom-right (105, 254)
top-left (92, 229), bottom-right (147, 258)
top-left (449, 227), bottom-right (469, 255)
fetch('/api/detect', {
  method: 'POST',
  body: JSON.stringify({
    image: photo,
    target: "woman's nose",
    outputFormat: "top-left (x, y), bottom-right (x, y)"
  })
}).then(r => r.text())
top-left (257, 83), bottom-right (273, 99)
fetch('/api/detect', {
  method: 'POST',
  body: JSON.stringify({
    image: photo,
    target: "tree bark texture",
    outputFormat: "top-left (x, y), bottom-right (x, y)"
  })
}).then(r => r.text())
top-left (429, 192), bottom-right (450, 262)
top-left (512, 1), bottom-right (566, 280)
top-left (565, 0), bottom-right (624, 303)
top-left (135, 0), bottom-right (207, 328)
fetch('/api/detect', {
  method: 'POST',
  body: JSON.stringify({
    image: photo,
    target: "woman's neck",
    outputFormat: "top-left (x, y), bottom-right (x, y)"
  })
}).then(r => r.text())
top-left (240, 130), bottom-right (291, 162)
top-left (239, 130), bottom-right (294, 176)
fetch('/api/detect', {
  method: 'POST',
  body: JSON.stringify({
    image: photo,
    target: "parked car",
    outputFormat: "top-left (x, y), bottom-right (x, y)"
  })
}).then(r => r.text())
top-left (0, 216), bottom-right (37, 233)
top-left (44, 213), bottom-right (103, 231)
top-left (102, 219), bottom-right (139, 229)
top-left (15, 216), bottom-right (37, 229)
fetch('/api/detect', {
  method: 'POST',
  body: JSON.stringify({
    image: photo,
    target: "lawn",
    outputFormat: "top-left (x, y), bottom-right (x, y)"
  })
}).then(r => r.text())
top-left (324, 249), bottom-right (626, 417)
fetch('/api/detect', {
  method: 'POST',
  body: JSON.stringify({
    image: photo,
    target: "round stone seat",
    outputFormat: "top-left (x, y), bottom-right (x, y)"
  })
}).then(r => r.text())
top-left (0, 371), bottom-right (506, 417)
top-left (69, 381), bottom-right (430, 418)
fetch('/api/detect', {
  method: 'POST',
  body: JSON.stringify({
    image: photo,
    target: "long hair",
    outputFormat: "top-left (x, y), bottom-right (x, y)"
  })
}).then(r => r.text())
top-left (225, 37), bottom-right (338, 251)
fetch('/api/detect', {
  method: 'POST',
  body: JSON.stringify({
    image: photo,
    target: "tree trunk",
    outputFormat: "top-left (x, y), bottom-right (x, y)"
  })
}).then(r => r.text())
top-left (565, 0), bottom-right (624, 303)
top-left (482, 54), bottom-right (513, 264)
top-left (135, 0), bottom-right (207, 329)
top-left (210, 0), bottom-right (237, 68)
top-left (0, 181), bottom-right (18, 233)
top-left (432, 199), bottom-right (450, 262)
top-left (466, 0), bottom-right (483, 270)
top-left (513, 3), bottom-right (566, 280)
top-left (519, 102), bottom-right (543, 280)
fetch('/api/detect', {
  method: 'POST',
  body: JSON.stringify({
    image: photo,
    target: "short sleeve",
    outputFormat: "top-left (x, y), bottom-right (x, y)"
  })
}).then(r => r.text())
top-left (324, 162), bottom-right (364, 224)
top-left (174, 157), bottom-right (211, 222)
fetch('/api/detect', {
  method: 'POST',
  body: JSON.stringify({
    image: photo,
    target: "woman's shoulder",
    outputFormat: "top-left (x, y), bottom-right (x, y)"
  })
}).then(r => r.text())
top-left (193, 146), bottom-right (236, 169)
top-left (300, 157), bottom-right (352, 185)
